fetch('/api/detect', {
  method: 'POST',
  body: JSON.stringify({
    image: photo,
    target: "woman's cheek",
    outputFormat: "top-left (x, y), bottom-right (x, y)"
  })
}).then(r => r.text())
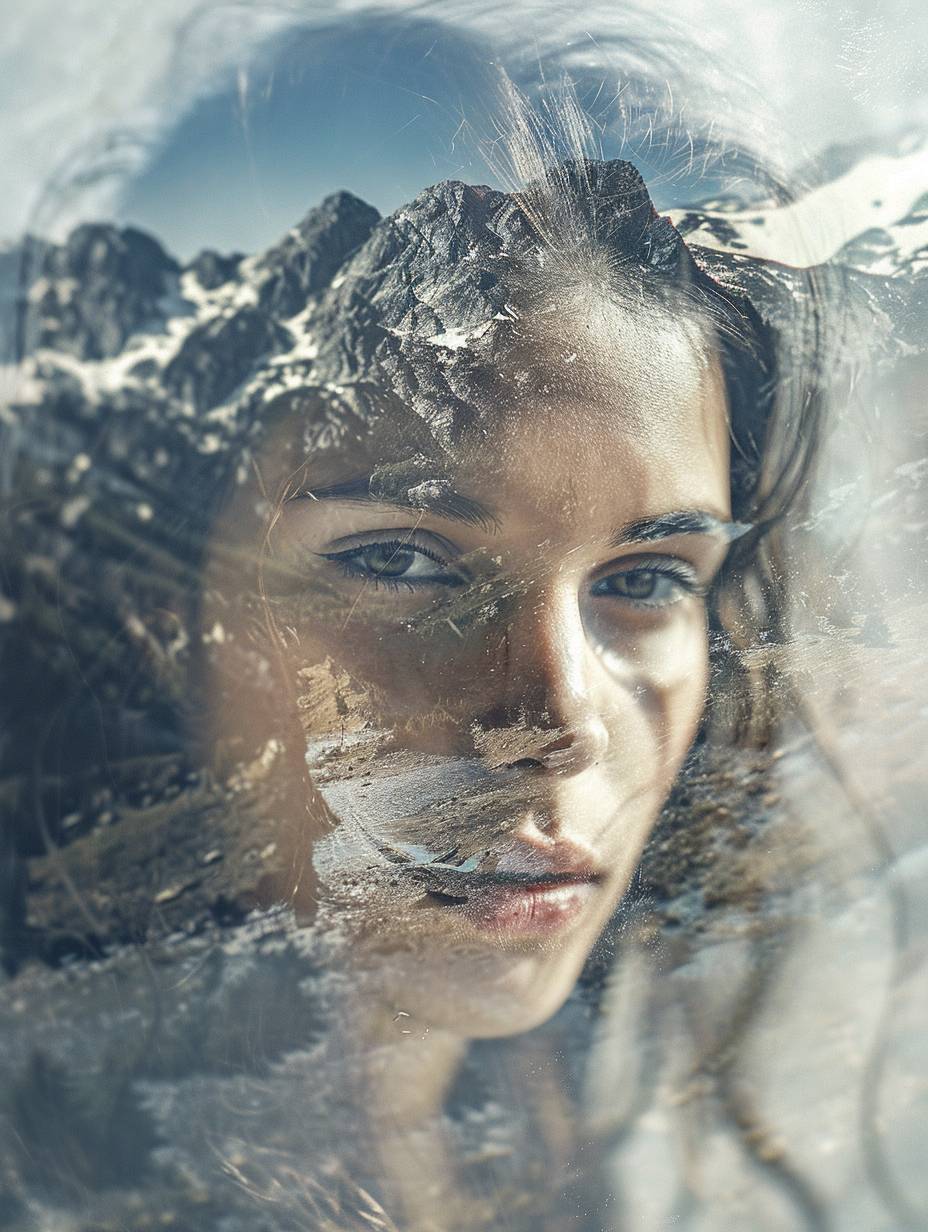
top-left (287, 617), bottom-right (475, 732)
top-left (279, 591), bottom-right (710, 770)
top-left (595, 603), bottom-right (710, 766)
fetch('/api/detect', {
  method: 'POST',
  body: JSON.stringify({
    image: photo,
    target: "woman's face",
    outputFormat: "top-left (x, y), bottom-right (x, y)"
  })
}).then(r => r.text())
top-left (213, 304), bottom-right (733, 1037)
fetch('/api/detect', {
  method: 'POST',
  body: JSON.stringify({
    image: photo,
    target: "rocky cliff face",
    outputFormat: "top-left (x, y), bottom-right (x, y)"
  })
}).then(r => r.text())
top-left (0, 188), bottom-right (384, 970)
top-left (9, 186), bottom-right (379, 378)
top-left (0, 159), bottom-right (926, 1232)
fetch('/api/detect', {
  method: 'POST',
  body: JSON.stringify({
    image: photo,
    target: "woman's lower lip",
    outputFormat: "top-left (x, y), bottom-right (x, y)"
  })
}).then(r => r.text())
top-left (432, 879), bottom-right (598, 937)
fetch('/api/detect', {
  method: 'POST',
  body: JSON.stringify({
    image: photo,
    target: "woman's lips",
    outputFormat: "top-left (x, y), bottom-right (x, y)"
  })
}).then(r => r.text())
top-left (450, 877), bottom-right (599, 937)
top-left (405, 866), bottom-right (602, 938)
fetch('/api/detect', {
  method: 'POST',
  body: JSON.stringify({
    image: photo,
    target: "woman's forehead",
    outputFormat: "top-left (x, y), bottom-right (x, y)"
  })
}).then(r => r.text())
top-left (483, 296), bottom-right (715, 429)
top-left (286, 326), bottom-right (731, 537)
top-left (462, 337), bottom-right (730, 524)
top-left (298, 298), bottom-right (725, 475)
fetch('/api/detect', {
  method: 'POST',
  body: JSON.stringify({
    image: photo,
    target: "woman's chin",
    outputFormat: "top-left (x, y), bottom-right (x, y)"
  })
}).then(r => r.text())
top-left (321, 867), bottom-right (626, 1038)
top-left (452, 977), bottom-right (578, 1038)
top-left (358, 939), bottom-right (592, 1039)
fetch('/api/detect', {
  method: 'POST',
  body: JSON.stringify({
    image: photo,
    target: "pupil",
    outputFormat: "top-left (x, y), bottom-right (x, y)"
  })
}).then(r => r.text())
top-left (620, 572), bottom-right (655, 598)
top-left (363, 544), bottom-right (415, 577)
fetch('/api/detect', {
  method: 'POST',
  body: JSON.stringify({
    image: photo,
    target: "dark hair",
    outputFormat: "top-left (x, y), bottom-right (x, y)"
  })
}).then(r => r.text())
top-left (487, 151), bottom-right (827, 743)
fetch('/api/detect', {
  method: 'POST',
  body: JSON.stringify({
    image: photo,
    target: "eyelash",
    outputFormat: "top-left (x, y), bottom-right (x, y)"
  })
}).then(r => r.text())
top-left (321, 539), bottom-right (462, 591)
top-left (321, 539), bottom-right (705, 606)
top-left (590, 556), bottom-right (705, 608)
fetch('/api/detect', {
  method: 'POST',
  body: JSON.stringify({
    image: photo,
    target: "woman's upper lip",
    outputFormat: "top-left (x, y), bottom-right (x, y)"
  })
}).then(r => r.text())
top-left (407, 867), bottom-right (600, 891)
top-left (492, 839), bottom-right (602, 882)
top-left (401, 844), bottom-right (604, 893)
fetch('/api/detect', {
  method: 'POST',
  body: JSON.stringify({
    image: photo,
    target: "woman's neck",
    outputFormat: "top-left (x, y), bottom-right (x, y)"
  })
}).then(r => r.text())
top-left (339, 990), bottom-right (468, 1228)
top-left (360, 996), bottom-right (467, 1127)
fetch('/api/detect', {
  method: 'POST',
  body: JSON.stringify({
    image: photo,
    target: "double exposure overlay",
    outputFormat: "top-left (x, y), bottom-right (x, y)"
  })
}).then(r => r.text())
top-left (1, 5), bottom-right (926, 1230)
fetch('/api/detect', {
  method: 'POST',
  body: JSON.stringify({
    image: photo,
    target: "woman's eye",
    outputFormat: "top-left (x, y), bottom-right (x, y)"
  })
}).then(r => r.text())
top-left (320, 539), bottom-right (462, 589)
top-left (355, 543), bottom-right (418, 578)
top-left (590, 564), bottom-right (698, 607)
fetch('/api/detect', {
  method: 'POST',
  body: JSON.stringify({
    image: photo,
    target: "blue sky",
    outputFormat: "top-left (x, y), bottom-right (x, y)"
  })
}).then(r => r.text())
top-left (120, 16), bottom-right (503, 257)
top-left (113, 10), bottom-right (767, 259)
top-left (3, 1), bottom-right (926, 260)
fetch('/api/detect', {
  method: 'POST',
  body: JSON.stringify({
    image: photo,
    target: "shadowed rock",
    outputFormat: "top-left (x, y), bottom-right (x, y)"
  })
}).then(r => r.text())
top-left (31, 224), bottom-right (179, 360)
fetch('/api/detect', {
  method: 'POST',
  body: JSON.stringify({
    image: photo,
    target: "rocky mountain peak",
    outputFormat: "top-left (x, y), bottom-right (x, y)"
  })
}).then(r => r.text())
top-left (184, 249), bottom-right (243, 292)
top-left (31, 224), bottom-right (179, 361)
top-left (253, 188), bottom-right (381, 318)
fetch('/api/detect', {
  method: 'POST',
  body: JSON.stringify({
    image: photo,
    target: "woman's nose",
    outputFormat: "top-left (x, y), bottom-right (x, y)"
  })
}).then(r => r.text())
top-left (475, 581), bottom-right (610, 776)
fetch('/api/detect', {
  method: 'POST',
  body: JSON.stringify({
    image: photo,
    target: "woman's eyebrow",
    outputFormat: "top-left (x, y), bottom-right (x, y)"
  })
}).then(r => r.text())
top-left (610, 510), bottom-right (751, 547)
top-left (295, 475), bottom-right (499, 531)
